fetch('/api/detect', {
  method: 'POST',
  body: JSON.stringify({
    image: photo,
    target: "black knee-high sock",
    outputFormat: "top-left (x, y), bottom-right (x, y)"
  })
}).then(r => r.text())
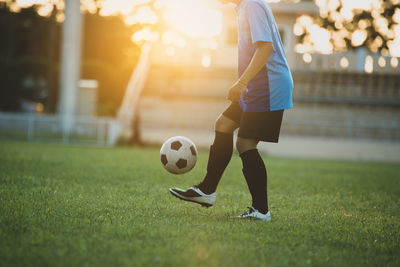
top-left (198, 131), bottom-right (233, 194)
top-left (240, 149), bottom-right (268, 214)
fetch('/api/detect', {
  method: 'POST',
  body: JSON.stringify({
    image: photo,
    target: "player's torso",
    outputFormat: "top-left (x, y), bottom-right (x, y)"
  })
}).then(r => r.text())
top-left (237, 0), bottom-right (294, 112)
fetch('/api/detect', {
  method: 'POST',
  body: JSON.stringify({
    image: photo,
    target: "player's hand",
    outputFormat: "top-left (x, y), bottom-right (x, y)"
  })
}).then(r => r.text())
top-left (227, 80), bottom-right (247, 101)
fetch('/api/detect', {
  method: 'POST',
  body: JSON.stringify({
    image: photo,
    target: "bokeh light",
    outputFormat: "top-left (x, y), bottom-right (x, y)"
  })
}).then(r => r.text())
top-left (340, 57), bottom-right (349, 69)
top-left (295, 0), bottom-right (400, 57)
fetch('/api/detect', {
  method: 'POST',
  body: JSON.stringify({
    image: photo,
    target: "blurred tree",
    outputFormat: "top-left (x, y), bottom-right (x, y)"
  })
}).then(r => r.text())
top-left (0, 2), bottom-right (144, 115)
top-left (0, 6), bottom-right (60, 111)
top-left (295, 0), bottom-right (400, 55)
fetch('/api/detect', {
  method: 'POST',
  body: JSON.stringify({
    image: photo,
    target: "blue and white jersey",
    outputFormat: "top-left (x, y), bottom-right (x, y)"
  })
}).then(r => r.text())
top-left (236, 0), bottom-right (294, 112)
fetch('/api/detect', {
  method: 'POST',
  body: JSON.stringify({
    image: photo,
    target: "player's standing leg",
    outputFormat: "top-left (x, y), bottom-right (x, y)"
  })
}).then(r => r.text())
top-left (236, 137), bottom-right (271, 221)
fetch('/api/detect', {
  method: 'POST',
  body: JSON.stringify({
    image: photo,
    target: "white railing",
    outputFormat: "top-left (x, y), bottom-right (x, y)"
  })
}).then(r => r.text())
top-left (293, 50), bottom-right (400, 74)
top-left (0, 112), bottom-right (121, 146)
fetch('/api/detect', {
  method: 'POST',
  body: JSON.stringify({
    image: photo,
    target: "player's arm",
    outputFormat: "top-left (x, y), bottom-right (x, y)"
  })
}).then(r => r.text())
top-left (228, 41), bottom-right (274, 101)
top-left (240, 41), bottom-right (273, 85)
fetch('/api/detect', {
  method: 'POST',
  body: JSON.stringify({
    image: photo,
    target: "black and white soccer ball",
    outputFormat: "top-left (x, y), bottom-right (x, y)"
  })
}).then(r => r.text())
top-left (160, 136), bottom-right (198, 174)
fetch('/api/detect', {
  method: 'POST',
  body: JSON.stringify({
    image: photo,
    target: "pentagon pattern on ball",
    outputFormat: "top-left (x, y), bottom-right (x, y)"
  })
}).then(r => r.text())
top-left (161, 154), bottom-right (168, 166)
top-left (190, 145), bottom-right (197, 156)
top-left (171, 141), bottom-right (182, 151)
top-left (160, 136), bottom-right (197, 174)
top-left (176, 158), bottom-right (187, 169)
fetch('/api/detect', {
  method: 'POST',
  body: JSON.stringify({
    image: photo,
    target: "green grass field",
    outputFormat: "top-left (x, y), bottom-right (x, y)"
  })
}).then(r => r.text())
top-left (1, 140), bottom-right (399, 267)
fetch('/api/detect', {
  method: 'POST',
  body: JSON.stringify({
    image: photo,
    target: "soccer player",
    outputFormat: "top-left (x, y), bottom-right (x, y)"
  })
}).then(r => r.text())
top-left (169, 0), bottom-right (293, 222)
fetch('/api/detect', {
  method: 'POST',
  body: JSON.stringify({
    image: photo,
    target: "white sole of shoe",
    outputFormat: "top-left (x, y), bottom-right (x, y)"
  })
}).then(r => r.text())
top-left (169, 188), bottom-right (213, 208)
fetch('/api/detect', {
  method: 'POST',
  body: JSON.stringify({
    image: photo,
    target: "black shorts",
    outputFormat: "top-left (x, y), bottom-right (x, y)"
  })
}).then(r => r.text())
top-left (222, 102), bottom-right (284, 143)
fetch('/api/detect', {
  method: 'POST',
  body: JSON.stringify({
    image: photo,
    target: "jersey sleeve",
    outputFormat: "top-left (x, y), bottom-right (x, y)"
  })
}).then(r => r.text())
top-left (245, 1), bottom-right (273, 44)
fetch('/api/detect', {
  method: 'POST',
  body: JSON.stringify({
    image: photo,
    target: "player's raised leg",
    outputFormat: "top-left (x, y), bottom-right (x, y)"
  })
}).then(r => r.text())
top-left (197, 114), bottom-right (239, 194)
top-left (169, 113), bottom-right (239, 207)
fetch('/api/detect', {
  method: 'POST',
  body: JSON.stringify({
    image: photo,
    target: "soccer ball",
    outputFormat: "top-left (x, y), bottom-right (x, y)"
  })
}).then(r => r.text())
top-left (160, 136), bottom-right (198, 174)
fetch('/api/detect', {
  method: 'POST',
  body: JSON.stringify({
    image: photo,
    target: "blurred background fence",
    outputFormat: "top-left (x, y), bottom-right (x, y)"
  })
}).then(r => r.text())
top-left (0, 112), bottom-right (119, 146)
top-left (1, 62), bottom-right (398, 147)
top-left (138, 65), bottom-right (400, 144)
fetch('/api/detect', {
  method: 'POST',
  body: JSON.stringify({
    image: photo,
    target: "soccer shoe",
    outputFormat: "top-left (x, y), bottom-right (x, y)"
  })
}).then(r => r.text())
top-left (169, 187), bottom-right (216, 208)
top-left (237, 206), bottom-right (271, 222)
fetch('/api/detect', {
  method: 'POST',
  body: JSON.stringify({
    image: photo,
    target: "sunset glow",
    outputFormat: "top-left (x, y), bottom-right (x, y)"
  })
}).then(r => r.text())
top-left (1, 0), bottom-right (222, 40)
top-left (162, 0), bottom-right (222, 38)
top-left (95, 0), bottom-right (223, 40)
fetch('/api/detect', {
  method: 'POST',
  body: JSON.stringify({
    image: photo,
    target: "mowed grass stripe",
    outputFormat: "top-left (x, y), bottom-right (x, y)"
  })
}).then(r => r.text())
top-left (0, 141), bottom-right (399, 266)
